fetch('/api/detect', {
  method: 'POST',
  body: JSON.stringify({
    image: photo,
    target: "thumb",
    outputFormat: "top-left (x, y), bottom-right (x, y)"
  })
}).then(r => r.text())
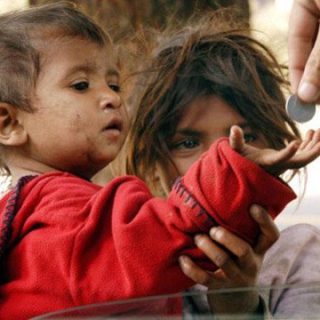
top-left (298, 32), bottom-right (320, 103)
top-left (229, 125), bottom-right (245, 152)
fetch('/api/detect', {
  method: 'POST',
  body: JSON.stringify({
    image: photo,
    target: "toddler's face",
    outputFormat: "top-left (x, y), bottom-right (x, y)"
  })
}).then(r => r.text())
top-left (21, 37), bottom-right (128, 179)
top-left (167, 95), bottom-right (267, 176)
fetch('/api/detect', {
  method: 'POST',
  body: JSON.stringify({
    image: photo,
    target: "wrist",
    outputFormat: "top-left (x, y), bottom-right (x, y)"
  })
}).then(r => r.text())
top-left (208, 288), bottom-right (261, 315)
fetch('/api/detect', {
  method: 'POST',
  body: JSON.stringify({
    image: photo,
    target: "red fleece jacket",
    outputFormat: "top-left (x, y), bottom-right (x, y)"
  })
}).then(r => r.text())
top-left (0, 138), bottom-right (296, 319)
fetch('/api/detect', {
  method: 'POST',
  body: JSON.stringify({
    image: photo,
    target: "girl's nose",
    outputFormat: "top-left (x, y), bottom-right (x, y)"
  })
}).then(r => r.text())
top-left (100, 87), bottom-right (121, 110)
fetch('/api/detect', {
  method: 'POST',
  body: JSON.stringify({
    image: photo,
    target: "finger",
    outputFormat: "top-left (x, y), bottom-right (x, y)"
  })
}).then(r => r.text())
top-left (289, 133), bottom-right (320, 167)
top-left (305, 129), bottom-right (320, 150)
top-left (311, 129), bottom-right (320, 146)
top-left (288, 0), bottom-right (320, 99)
top-left (250, 205), bottom-right (279, 255)
top-left (298, 30), bottom-right (320, 103)
top-left (210, 228), bottom-right (259, 279)
top-left (293, 147), bottom-right (320, 167)
top-left (194, 234), bottom-right (231, 269)
top-left (263, 141), bottom-right (299, 166)
top-left (209, 227), bottom-right (252, 261)
top-left (196, 231), bottom-right (261, 287)
top-left (178, 255), bottom-right (211, 285)
top-left (229, 125), bottom-right (245, 152)
top-left (298, 129), bottom-right (314, 151)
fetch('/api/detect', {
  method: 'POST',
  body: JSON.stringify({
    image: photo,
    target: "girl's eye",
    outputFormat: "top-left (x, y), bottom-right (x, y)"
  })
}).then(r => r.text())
top-left (71, 81), bottom-right (89, 91)
top-left (170, 138), bottom-right (200, 150)
top-left (109, 83), bottom-right (121, 93)
top-left (244, 133), bottom-right (257, 143)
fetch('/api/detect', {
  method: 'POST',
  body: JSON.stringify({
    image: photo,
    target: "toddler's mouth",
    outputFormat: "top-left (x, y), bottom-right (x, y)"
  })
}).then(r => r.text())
top-left (104, 117), bottom-right (123, 132)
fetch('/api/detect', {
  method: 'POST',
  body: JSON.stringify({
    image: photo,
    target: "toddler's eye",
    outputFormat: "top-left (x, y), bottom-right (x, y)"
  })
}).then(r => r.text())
top-left (72, 81), bottom-right (89, 91)
top-left (109, 83), bottom-right (121, 93)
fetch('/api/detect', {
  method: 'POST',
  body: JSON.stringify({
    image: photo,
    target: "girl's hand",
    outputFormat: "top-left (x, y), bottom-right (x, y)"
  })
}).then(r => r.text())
top-left (179, 205), bottom-right (279, 314)
top-left (229, 125), bottom-right (320, 176)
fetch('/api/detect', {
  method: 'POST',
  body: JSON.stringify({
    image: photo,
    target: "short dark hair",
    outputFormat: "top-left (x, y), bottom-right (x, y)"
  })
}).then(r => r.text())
top-left (0, 1), bottom-right (109, 111)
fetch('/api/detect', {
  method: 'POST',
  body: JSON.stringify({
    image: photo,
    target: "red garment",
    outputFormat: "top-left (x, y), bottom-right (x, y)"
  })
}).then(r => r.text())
top-left (0, 138), bottom-right (296, 319)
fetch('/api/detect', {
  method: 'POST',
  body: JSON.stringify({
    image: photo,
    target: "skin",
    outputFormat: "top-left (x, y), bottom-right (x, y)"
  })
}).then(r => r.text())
top-left (169, 95), bottom-right (320, 314)
top-left (289, 0), bottom-right (320, 102)
top-left (1, 38), bottom-right (128, 183)
top-left (168, 95), bottom-right (267, 175)
top-left (179, 205), bottom-right (278, 314)
top-left (1, 38), bottom-right (272, 315)
top-left (2, 35), bottom-right (320, 316)
top-left (0, 37), bottom-right (275, 315)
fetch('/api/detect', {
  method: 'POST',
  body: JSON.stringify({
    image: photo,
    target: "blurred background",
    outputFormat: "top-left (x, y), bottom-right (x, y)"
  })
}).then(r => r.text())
top-left (0, 0), bottom-right (319, 229)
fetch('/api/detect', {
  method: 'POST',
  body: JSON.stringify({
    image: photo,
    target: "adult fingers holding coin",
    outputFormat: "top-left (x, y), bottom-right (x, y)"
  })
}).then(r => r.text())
top-left (288, 0), bottom-right (320, 104)
top-left (286, 94), bottom-right (316, 123)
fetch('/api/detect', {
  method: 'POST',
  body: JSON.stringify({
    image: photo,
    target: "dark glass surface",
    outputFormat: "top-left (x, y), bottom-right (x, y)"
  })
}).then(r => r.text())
top-left (32, 283), bottom-right (320, 319)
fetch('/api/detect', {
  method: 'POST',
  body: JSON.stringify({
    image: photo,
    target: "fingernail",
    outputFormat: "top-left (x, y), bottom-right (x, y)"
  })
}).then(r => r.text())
top-left (194, 234), bottom-right (203, 244)
top-left (250, 204), bottom-right (261, 218)
top-left (209, 227), bottom-right (218, 238)
top-left (215, 253), bottom-right (227, 267)
top-left (178, 255), bottom-right (188, 265)
top-left (298, 82), bottom-right (320, 102)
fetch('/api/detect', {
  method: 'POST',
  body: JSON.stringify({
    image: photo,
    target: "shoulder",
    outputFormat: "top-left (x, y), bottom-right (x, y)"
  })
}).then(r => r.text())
top-left (9, 172), bottom-right (155, 218)
top-left (267, 223), bottom-right (320, 258)
top-left (280, 223), bottom-right (320, 239)
top-left (32, 172), bottom-right (154, 205)
top-left (18, 172), bottom-right (100, 198)
top-left (259, 223), bottom-right (320, 285)
top-left (259, 224), bottom-right (320, 317)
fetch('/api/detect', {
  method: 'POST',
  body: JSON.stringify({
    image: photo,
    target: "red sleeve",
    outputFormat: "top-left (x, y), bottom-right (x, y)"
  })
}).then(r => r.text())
top-left (69, 138), bottom-right (296, 304)
top-left (175, 137), bottom-right (297, 244)
top-left (8, 137), bottom-right (295, 312)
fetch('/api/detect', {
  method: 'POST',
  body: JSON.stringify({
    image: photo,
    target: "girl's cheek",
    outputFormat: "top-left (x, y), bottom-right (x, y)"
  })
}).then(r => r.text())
top-left (174, 158), bottom-right (196, 176)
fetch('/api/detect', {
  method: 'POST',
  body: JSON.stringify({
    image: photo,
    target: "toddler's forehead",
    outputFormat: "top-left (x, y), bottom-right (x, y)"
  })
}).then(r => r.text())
top-left (36, 36), bottom-right (116, 65)
top-left (33, 37), bottom-right (120, 90)
top-left (34, 34), bottom-right (109, 52)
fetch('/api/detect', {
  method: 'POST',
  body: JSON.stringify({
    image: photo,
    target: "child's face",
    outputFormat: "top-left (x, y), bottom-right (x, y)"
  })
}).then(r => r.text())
top-left (21, 37), bottom-right (128, 178)
top-left (168, 95), bottom-right (267, 176)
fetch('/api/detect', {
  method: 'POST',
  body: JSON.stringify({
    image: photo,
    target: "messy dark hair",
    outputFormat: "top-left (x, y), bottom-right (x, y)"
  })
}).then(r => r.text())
top-left (124, 11), bottom-right (301, 195)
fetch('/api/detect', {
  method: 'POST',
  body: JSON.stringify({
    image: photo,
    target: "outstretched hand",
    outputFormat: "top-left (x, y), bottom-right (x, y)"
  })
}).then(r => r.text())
top-left (229, 125), bottom-right (320, 176)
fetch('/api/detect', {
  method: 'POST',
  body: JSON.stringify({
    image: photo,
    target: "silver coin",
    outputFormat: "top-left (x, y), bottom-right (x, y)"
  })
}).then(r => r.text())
top-left (286, 94), bottom-right (316, 123)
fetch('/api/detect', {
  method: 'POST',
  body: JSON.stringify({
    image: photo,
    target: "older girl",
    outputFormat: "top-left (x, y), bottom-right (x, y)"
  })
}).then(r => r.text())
top-left (124, 12), bottom-right (320, 317)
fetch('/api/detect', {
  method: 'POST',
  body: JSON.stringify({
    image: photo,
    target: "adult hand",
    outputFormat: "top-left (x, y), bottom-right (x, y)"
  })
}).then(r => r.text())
top-left (179, 205), bottom-right (279, 315)
top-left (288, 0), bottom-right (320, 102)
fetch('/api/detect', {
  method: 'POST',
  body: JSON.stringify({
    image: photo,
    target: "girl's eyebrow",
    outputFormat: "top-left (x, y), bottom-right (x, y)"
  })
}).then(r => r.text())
top-left (174, 128), bottom-right (202, 136)
top-left (176, 122), bottom-right (251, 133)
top-left (226, 122), bottom-right (252, 135)
top-left (174, 122), bottom-right (253, 138)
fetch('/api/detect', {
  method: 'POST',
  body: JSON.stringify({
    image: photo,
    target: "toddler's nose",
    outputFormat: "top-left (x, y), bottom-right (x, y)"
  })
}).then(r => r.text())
top-left (100, 87), bottom-right (121, 110)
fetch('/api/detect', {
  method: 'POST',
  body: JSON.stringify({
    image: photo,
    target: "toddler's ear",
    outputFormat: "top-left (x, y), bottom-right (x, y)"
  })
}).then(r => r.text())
top-left (0, 102), bottom-right (27, 146)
